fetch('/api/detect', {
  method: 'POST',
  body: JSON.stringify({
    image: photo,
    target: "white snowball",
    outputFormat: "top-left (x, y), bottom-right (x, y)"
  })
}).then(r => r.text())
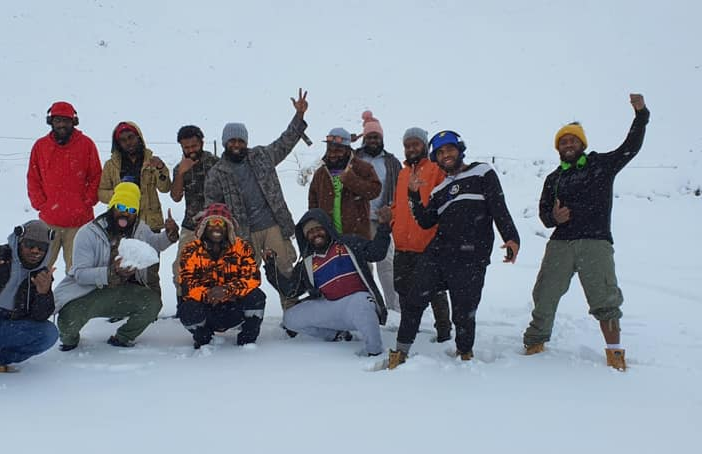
top-left (117, 238), bottom-right (160, 270)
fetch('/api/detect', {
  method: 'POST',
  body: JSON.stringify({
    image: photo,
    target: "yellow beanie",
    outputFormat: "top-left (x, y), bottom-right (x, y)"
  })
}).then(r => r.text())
top-left (108, 182), bottom-right (141, 212)
top-left (554, 122), bottom-right (588, 150)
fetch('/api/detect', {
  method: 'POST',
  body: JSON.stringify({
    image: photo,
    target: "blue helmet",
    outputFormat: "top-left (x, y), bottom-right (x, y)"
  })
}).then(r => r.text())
top-left (428, 130), bottom-right (466, 162)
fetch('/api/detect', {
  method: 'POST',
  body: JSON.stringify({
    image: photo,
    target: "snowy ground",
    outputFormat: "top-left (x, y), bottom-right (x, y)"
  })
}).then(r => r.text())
top-left (1, 1), bottom-right (701, 453)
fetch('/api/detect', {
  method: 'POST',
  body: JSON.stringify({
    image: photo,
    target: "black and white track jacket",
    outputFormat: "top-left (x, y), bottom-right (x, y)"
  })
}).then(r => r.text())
top-left (409, 162), bottom-right (520, 264)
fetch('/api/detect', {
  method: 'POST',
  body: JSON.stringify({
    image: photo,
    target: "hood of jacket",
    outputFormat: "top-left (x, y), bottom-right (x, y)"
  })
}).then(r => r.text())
top-left (294, 208), bottom-right (340, 258)
top-left (0, 231), bottom-right (50, 311)
top-left (110, 121), bottom-right (153, 161)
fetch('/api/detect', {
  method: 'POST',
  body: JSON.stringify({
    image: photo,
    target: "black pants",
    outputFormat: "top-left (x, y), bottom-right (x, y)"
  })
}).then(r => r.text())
top-left (396, 250), bottom-right (487, 354)
top-left (179, 288), bottom-right (266, 346)
top-left (394, 250), bottom-right (451, 335)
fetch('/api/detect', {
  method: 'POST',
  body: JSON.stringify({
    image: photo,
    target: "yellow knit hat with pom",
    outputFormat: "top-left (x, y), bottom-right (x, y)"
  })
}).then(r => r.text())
top-left (554, 122), bottom-right (588, 150)
top-left (108, 182), bottom-right (141, 212)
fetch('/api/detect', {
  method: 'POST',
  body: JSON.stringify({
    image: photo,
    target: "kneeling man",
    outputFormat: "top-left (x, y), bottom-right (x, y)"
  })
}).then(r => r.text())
top-left (264, 208), bottom-right (390, 356)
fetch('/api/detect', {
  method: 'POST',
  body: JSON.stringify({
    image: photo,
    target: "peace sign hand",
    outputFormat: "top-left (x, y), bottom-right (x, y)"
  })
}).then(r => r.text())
top-left (291, 88), bottom-right (308, 117)
top-left (408, 165), bottom-right (426, 193)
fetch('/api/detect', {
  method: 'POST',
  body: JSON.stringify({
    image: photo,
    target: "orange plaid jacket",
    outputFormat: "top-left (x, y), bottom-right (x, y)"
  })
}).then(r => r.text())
top-left (179, 238), bottom-right (260, 304)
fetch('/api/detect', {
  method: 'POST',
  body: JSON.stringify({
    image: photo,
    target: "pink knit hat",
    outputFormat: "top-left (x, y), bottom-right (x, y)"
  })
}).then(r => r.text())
top-left (362, 110), bottom-right (383, 138)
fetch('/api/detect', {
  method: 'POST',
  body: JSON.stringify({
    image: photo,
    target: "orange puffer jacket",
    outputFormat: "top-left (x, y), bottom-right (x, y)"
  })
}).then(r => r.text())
top-left (391, 158), bottom-right (446, 253)
top-left (179, 238), bottom-right (260, 304)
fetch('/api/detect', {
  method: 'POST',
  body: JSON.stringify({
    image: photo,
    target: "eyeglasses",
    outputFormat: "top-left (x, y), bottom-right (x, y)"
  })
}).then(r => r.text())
top-left (115, 203), bottom-right (137, 214)
top-left (22, 239), bottom-right (49, 252)
top-left (207, 218), bottom-right (226, 227)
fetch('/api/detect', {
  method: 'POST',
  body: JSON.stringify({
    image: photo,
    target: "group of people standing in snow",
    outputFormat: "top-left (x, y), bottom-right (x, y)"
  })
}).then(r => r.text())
top-left (0, 89), bottom-right (648, 374)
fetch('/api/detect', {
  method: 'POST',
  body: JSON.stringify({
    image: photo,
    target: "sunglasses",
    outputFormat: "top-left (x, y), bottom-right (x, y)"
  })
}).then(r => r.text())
top-left (325, 135), bottom-right (348, 144)
top-left (22, 239), bottom-right (49, 252)
top-left (115, 203), bottom-right (137, 214)
top-left (207, 218), bottom-right (226, 227)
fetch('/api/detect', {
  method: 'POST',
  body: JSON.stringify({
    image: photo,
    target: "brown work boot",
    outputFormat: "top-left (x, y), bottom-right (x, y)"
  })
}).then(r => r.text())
top-left (387, 349), bottom-right (407, 370)
top-left (524, 343), bottom-right (545, 355)
top-left (0, 364), bottom-right (19, 373)
top-left (605, 348), bottom-right (626, 371)
top-left (456, 350), bottom-right (473, 361)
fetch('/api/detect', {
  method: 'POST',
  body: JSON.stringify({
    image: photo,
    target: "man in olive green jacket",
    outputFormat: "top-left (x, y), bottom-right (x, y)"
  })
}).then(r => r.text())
top-left (98, 121), bottom-right (172, 232)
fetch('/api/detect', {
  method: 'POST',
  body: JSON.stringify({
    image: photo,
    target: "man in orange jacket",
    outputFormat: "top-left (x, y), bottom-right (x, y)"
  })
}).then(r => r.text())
top-left (391, 128), bottom-right (451, 343)
top-left (27, 101), bottom-right (102, 272)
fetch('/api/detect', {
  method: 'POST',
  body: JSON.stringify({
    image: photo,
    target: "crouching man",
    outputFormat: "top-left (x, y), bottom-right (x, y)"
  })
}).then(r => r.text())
top-left (263, 208), bottom-right (390, 356)
top-left (179, 203), bottom-right (265, 349)
top-left (0, 220), bottom-right (58, 372)
top-left (54, 182), bottom-right (179, 350)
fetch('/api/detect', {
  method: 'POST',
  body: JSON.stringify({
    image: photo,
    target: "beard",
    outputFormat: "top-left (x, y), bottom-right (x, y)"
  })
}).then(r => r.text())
top-left (323, 155), bottom-right (350, 171)
top-left (107, 212), bottom-right (136, 235)
top-left (225, 148), bottom-right (247, 163)
top-left (438, 157), bottom-right (464, 174)
top-left (310, 235), bottom-right (331, 254)
top-left (405, 150), bottom-right (427, 166)
top-left (362, 143), bottom-right (383, 157)
top-left (52, 126), bottom-right (74, 145)
top-left (185, 150), bottom-right (202, 161)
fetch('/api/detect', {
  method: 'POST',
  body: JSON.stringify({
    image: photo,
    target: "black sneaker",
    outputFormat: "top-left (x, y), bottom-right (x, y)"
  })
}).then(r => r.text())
top-left (107, 335), bottom-right (135, 348)
top-left (436, 330), bottom-right (452, 343)
top-left (59, 343), bottom-right (78, 352)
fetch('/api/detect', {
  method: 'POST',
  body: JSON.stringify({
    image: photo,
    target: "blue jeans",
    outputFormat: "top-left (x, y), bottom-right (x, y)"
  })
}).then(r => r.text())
top-left (0, 318), bottom-right (58, 365)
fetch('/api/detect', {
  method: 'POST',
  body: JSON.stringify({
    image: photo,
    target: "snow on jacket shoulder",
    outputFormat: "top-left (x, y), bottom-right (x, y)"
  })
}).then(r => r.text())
top-left (27, 129), bottom-right (102, 228)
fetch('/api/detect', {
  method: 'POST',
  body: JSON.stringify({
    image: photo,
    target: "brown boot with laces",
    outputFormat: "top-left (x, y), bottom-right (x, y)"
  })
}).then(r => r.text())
top-left (524, 343), bottom-right (545, 355)
top-left (457, 350), bottom-right (474, 361)
top-left (605, 348), bottom-right (626, 371)
top-left (387, 350), bottom-right (407, 369)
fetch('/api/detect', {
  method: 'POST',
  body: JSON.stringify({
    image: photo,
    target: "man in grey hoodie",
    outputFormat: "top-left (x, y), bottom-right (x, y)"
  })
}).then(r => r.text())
top-left (0, 220), bottom-right (58, 373)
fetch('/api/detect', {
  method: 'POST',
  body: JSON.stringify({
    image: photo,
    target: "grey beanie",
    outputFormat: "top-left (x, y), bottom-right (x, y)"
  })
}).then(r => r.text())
top-left (19, 220), bottom-right (52, 244)
top-left (222, 122), bottom-right (248, 145)
top-left (403, 127), bottom-right (429, 146)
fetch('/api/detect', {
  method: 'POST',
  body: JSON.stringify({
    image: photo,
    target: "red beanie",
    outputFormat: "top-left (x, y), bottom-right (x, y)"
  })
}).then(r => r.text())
top-left (48, 101), bottom-right (77, 118)
top-left (113, 122), bottom-right (139, 141)
top-left (362, 110), bottom-right (383, 138)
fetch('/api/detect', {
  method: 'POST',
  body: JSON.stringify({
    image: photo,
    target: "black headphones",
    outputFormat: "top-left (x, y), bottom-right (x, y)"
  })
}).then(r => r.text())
top-left (46, 106), bottom-right (79, 126)
top-left (428, 130), bottom-right (467, 162)
top-left (14, 224), bottom-right (56, 241)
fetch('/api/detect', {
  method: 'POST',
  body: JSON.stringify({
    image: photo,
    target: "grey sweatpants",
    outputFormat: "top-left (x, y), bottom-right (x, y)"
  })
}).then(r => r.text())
top-left (283, 291), bottom-right (383, 355)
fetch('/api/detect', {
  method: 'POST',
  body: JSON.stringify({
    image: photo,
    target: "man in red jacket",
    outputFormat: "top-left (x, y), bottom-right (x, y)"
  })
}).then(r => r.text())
top-left (27, 101), bottom-right (102, 272)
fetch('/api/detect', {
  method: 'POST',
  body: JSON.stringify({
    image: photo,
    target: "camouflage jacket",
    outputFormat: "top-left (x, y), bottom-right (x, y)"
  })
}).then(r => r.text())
top-left (204, 115), bottom-right (307, 242)
top-left (173, 151), bottom-right (220, 230)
